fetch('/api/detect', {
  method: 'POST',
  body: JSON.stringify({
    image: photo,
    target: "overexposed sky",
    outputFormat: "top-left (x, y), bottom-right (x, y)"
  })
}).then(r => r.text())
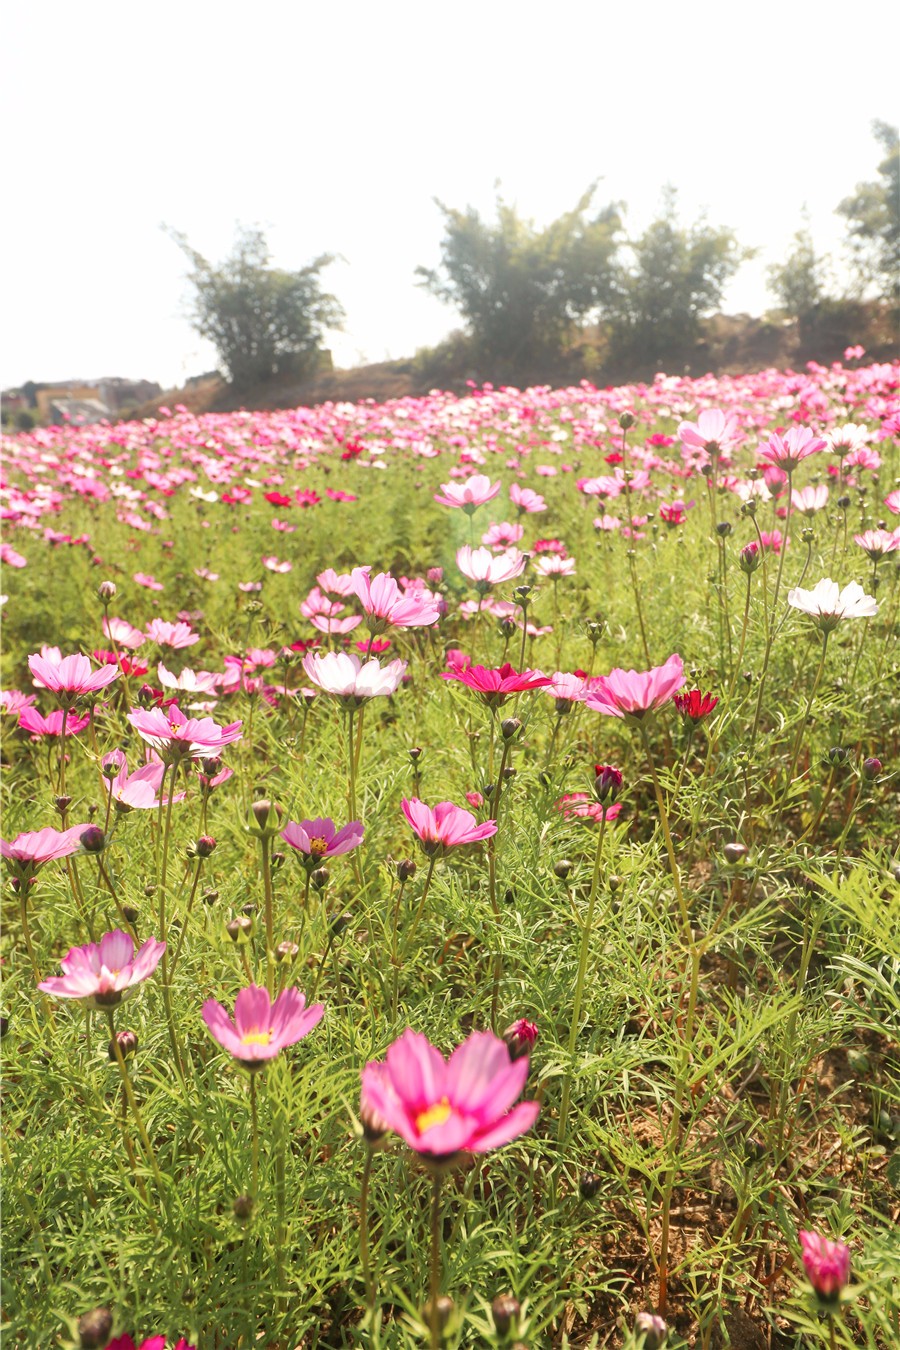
top-left (4, 0), bottom-right (898, 391)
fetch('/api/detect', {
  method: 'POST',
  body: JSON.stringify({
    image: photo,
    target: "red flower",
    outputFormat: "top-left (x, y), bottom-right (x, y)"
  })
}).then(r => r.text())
top-left (264, 491), bottom-right (293, 507)
top-left (673, 689), bottom-right (718, 724)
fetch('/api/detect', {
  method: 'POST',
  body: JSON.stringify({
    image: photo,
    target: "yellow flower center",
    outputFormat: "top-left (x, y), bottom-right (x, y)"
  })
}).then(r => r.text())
top-left (415, 1098), bottom-right (452, 1134)
top-left (240, 1030), bottom-right (272, 1047)
top-left (309, 837), bottom-right (329, 856)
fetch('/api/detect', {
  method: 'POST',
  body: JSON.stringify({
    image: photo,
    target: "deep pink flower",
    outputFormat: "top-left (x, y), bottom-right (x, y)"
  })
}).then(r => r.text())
top-left (673, 689), bottom-right (719, 724)
top-left (18, 707), bottom-right (92, 739)
top-left (144, 619), bottom-right (199, 650)
top-left (798, 1230), bottom-right (851, 1300)
top-left (105, 1335), bottom-right (194, 1350)
top-left (1, 824), bottom-right (90, 882)
top-left (361, 1028), bottom-right (539, 1161)
top-left (758, 426), bottom-right (827, 472)
top-left (401, 798), bottom-right (497, 855)
top-left (659, 501), bottom-right (688, 527)
top-left (556, 793), bottom-right (623, 823)
top-left (350, 567), bottom-right (441, 631)
top-left (442, 662), bottom-right (551, 708)
top-left (28, 651), bottom-right (120, 700)
top-left (281, 816), bottom-right (364, 863)
top-left (434, 473), bottom-right (501, 511)
top-left (38, 929), bottom-right (165, 1007)
top-left (127, 704), bottom-right (243, 763)
top-left (202, 984), bottom-right (323, 1068)
top-left (585, 654), bottom-right (685, 721)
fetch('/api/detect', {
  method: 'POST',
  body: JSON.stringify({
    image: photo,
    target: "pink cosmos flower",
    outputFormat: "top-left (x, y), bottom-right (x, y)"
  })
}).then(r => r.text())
top-left (585, 654), bottom-right (685, 721)
top-left (262, 555), bottom-right (293, 573)
top-left (826, 423), bottom-right (870, 458)
top-left (434, 473), bottom-right (502, 511)
top-left (360, 1028), bottom-right (539, 1160)
top-left (350, 567), bottom-right (441, 631)
top-left (103, 617), bottom-right (146, 650)
top-left (38, 929), bottom-right (165, 1007)
top-left (144, 619), bottom-right (199, 650)
top-left (402, 798), bottom-right (498, 855)
top-left (442, 662), bottom-right (551, 707)
top-left (677, 408), bottom-right (742, 460)
top-left (1, 824), bottom-right (89, 881)
top-left (201, 983), bottom-right (323, 1068)
top-left (658, 501), bottom-right (688, 527)
top-left (133, 573), bottom-right (164, 591)
top-left (787, 578), bottom-right (877, 630)
top-left (594, 514), bottom-right (622, 531)
top-left (482, 522), bottom-right (524, 549)
top-left (0, 689), bottom-right (36, 715)
top-left (855, 528), bottom-right (900, 561)
top-left (127, 704), bottom-right (243, 763)
top-left (798, 1230), bottom-right (851, 1300)
top-left (281, 816), bottom-right (364, 862)
top-left (509, 483), bottom-right (547, 514)
top-left (157, 664), bottom-right (219, 697)
top-left (758, 426), bottom-right (827, 472)
top-left (456, 546), bottom-right (526, 588)
top-left (102, 754), bottom-right (186, 812)
top-left (18, 707), bottom-right (92, 739)
top-left (791, 485), bottom-right (829, 516)
top-left (317, 567), bottom-right (358, 596)
top-left (884, 490), bottom-right (900, 516)
top-left (556, 794), bottom-right (623, 822)
top-left (532, 554), bottom-right (576, 577)
top-left (301, 651), bottom-right (407, 704)
top-left (28, 651), bottom-right (120, 700)
top-left (105, 1337), bottom-right (195, 1350)
top-left (0, 542), bottom-right (27, 568)
top-left (545, 671), bottom-right (589, 710)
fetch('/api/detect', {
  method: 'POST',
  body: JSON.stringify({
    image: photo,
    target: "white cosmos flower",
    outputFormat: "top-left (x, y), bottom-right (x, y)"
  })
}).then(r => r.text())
top-left (301, 651), bottom-right (407, 704)
top-left (787, 578), bottom-right (878, 632)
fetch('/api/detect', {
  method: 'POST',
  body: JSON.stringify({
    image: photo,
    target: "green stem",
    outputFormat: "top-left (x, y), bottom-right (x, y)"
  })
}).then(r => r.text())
top-left (402, 854), bottom-right (437, 957)
top-left (250, 1070), bottom-right (260, 1198)
top-left (360, 1146), bottom-right (375, 1308)
top-left (428, 1170), bottom-right (443, 1349)
top-left (170, 859), bottom-right (204, 973)
top-left (777, 631), bottom-right (829, 821)
top-left (749, 483), bottom-right (794, 751)
top-left (261, 833), bottom-right (275, 996)
top-left (106, 1008), bottom-right (167, 1206)
top-left (639, 722), bottom-right (690, 935)
top-left (557, 808), bottom-right (607, 1143)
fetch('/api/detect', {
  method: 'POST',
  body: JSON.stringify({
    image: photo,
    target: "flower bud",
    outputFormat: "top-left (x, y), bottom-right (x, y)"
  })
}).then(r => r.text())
top-left (195, 835), bottom-right (217, 857)
top-left (122, 903), bottom-right (140, 924)
top-left (502, 765), bottom-right (517, 781)
top-left (276, 940), bottom-right (299, 964)
top-left (330, 911), bottom-right (352, 937)
top-left (248, 798), bottom-right (285, 838)
top-left (360, 1096), bottom-right (390, 1144)
top-left (79, 826), bottom-right (106, 854)
top-left (55, 794), bottom-right (73, 816)
top-left (799, 1230), bottom-right (851, 1301)
top-left (233, 1193), bottom-right (254, 1221)
top-left (226, 916), bottom-right (253, 943)
top-left (634, 1311), bottom-right (668, 1348)
top-left (311, 866), bottom-right (329, 891)
top-left (801, 526), bottom-right (815, 543)
top-left (554, 858), bottom-right (573, 880)
top-left (593, 764), bottom-right (622, 805)
top-left (716, 521), bottom-right (732, 537)
top-left (491, 1294), bottom-right (521, 1337)
top-left (579, 1172), bottom-right (601, 1199)
top-left (96, 580), bottom-right (118, 603)
top-left (498, 616), bottom-right (517, 638)
top-left (409, 745), bottom-right (424, 762)
top-left (740, 497), bottom-right (758, 517)
top-left (0, 1014), bottom-right (9, 1038)
top-left (501, 717), bottom-right (522, 740)
top-left (396, 857), bottom-right (417, 883)
top-left (424, 1296), bottom-right (454, 1334)
top-left (202, 889), bottom-right (218, 906)
top-left (825, 746), bottom-right (850, 768)
top-left (862, 756), bottom-right (882, 779)
top-left (78, 1307), bottom-right (113, 1348)
top-left (608, 874), bottom-right (623, 893)
top-left (723, 842), bottom-right (748, 865)
top-left (108, 1029), bottom-right (138, 1061)
top-left (837, 494), bottom-right (851, 510)
top-left (618, 411), bottom-right (636, 430)
top-left (503, 1018), bottom-right (538, 1061)
top-left (241, 902), bottom-right (257, 918)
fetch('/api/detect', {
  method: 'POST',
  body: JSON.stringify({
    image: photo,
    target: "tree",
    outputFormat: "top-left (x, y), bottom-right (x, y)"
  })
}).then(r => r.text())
top-left (416, 186), bottom-right (623, 369)
top-left (166, 226), bottom-right (344, 388)
top-left (837, 120), bottom-right (899, 304)
top-left (607, 188), bottom-right (752, 371)
top-left (767, 217), bottom-right (832, 321)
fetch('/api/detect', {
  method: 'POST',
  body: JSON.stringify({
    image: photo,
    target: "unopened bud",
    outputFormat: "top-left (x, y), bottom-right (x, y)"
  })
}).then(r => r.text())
top-left (330, 912), bottom-right (352, 937)
top-left (723, 842), bottom-right (748, 865)
top-left (96, 580), bottom-right (118, 603)
top-left (608, 874), bottom-right (623, 892)
top-left (276, 940), bottom-right (299, 964)
top-left (554, 858), bottom-right (573, 880)
top-left (79, 826), bottom-right (106, 854)
top-left (108, 1029), bottom-right (138, 1061)
top-left (55, 795), bottom-right (73, 816)
top-left (360, 1097), bottom-right (390, 1144)
top-left (226, 916), bottom-right (253, 943)
top-left (825, 746), bottom-right (849, 767)
top-left (424, 1296), bottom-right (454, 1334)
top-left (593, 764), bottom-right (623, 805)
top-left (579, 1172), bottom-right (601, 1199)
top-left (202, 889), bottom-right (218, 906)
top-left (498, 616), bottom-right (517, 638)
top-left (396, 857), bottom-right (417, 883)
top-left (837, 494), bottom-right (851, 510)
top-left (122, 903), bottom-right (140, 924)
top-left (503, 1018), bottom-right (538, 1061)
top-left (78, 1307), bottom-right (113, 1348)
top-left (739, 542), bottom-right (761, 574)
top-left (491, 1294), bottom-right (521, 1337)
top-left (248, 798), bottom-right (284, 838)
top-left (716, 521), bottom-right (732, 537)
top-left (311, 866), bottom-right (329, 891)
top-left (863, 756), bottom-right (882, 780)
top-left (618, 411), bottom-right (636, 430)
top-left (196, 835), bottom-right (217, 857)
top-left (502, 765), bottom-right (517, 781)
top-left (271, 849), bottom-right (286, 871)
top-left (501, 717), bottom-right (521, 740)
top-left (409, 745), bottom-right (423, 762)
top-left (241, 902), bottom-right (257, 918)
top-left (634, 1311), bottom-right (668, 1349)
top-left (801, 526), bottom-right (815, 543)
top-left (233, 1193), bottom-right (254, 1221)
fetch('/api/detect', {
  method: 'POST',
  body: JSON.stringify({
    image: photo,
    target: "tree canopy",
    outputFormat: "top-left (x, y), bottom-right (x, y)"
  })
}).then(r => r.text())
top-left (167, 226), bottom-right (344, 389)
top-left (837, 120), bottom-right (900, 305)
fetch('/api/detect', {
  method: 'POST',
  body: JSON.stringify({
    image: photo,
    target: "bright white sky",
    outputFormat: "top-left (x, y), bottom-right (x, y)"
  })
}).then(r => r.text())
top-left (4, 0), bottom-right (898, 392)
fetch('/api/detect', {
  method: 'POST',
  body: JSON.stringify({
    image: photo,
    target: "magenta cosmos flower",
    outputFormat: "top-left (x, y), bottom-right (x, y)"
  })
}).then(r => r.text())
top-left (18, 707), bottom-right (91, 739)
top-left (350, 567), bottom-right (441, 632)
top-left (360, 1028), bottom-right (539, 1161)
top-left (402, 798), bottom-right (497, 856)
top-left (757, 426), bottom-right (827, 472)
top-left (301, 651), bottom-right (407, 705)
top-left (38, 929), bottom-right (165, 1007)
top-left (202, 983), bottom-right (323, 1069)
top-left (456, 546), bottom-right (526, 589)
top-left (127, 704), bottom-right (243, 763)
top-left (1, 824), bottom-right (90, 882)
top-left (798, 1230), bottom-right (851, 1300)
top-left (28, 651), bottom-right (120, 701)
top-left (585, 654), bottom-right (685, 721)
top-left (281, 816), bottom-right (364, 864)
top-left (442, 662), bottom-right (551, 708)
top-left (434, 473), bottom-right (501, 512)
top-left (106, 1336), bottom-right (195, 1350)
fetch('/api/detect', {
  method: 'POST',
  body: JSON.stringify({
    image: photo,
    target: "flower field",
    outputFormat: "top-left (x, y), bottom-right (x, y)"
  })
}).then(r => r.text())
top-left (2, 358), bottom-right (899, 1349)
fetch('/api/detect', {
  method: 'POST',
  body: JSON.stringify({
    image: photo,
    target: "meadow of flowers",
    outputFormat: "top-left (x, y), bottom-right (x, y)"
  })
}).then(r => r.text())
top-left (2, 355), bottom-right (899, 1349)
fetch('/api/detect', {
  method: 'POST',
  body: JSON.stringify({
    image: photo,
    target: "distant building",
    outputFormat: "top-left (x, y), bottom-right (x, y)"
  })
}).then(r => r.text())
top-left (48, 398), bottom-right (110, 426)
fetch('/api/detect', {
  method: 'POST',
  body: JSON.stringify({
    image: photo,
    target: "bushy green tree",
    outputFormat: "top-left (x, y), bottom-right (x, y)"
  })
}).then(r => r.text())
top-left (767, 219), bottom-right (832, 320)
top-left (416, 186), bottom-right (623, 368)
top-left (837, 120), bottom-right (899, 304)
top-left (167, 226), bottom-right (344, 388)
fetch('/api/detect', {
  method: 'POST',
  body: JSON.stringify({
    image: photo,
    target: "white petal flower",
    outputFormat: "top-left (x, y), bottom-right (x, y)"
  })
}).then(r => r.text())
top-left (787, 578), bottom-right (878, 632)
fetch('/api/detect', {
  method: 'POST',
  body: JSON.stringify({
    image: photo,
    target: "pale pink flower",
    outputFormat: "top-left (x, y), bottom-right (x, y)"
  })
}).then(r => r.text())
top-left (350, 567), bottom-right (441, 631)
top-left (360, 1028), bottom-right (539, 1159)
top-left (103, 754), bottom-right (185, 811)
top-left (677, 408), bottom-right (742, 459)
top-left (157, 664), bottom-right (219, 696)
top-left (825, 423), bottom-right (870, 458)
top-left (145, 619), bottom-right (199, 650)
top-left (791, 484), bottom-right (829, 516)
top-left (0, 689), bottom-right (36, 715)
top-left (434, 473), bottom-right (501, 511)
top-left (758, 426), bottom-right (827, 472)
top-left (593, 514), bottom-right (621, 531)
top-left (103, 617), bottom-right (145, 650)
top-left (262, 555), bottom-right (293, 573)
top-left (401, 798), bottom-right (498, 855)
top-left (0, 542), bottom-right (27, 568)
top-left (202, 983), bottom-right (323, 1068)
top-left (28, 651), bottom-right (120, 699)
top-left (509, 483), bottom-right (547, 514)
top-left (884, 490), bottom-right (900, 516)
top-left (556, 793), bottom-right (623, 822)
top-left (133, 573), bottom-right (164, 591)
top-left (585, 654), bottom-right (685, 721)
top-left (482, 522), bottom-right (524, 549)
top-left (844, 446), bottom-right (881, 472)
top-left (309, 612), bottom-right (363, 635)
top-left (787, 578), bottom-right (877, 630)
top-left (301, 651), bottom-right (407, 704)
top-left (545, 671), bottom-right (589, 708)
top-left (1, 824), bottom-right (89, 881)
top-left (127, 704), bottom-right (243, 763)
top-left (532, 554), bottom-right (576, 577)
top-left (854, 528), bottom-right (900, 561)
top-left (317, 567), bottom-right (359, 596)
top-left (38, 928), bottom-right (165, 1007)
top-left (456, 546), bottom-right (526, 587)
